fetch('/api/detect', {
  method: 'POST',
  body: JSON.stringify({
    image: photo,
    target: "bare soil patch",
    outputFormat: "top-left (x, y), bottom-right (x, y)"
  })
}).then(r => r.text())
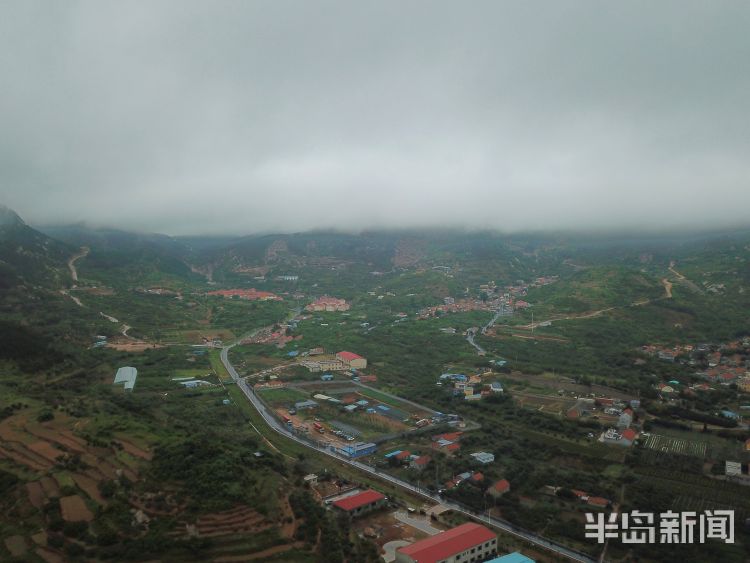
top-left (72, 473), bottom-right (107, 505)
top-left (39, 476), bottom-right (61, 498)
top-left (60, 494), bottom-right (94, 522)
top-left (26, 481), bottom-right (46, 509)
top-left (28, 441), bottom-right (64, 463)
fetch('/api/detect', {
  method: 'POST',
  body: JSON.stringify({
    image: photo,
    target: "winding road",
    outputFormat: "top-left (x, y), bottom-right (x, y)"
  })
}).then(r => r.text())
top-left (220, 342), bottom-right (598, 563)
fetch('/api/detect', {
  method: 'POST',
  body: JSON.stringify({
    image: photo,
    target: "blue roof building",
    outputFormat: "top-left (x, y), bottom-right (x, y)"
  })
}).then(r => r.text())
top-left (486, 552), bottom-right (535, 563)
top-left (336, 442), bottom-right (377, 458)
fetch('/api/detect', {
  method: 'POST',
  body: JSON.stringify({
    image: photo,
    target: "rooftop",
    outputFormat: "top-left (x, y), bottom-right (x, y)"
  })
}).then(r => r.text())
top-left (337, 351), bottom-right (364, 361)
top-left (332, 489), bottom-right (385, 512)
top-left (486, 552), bottom-right (535, 563)
top-left (397, 522), bottom-right (496, 563)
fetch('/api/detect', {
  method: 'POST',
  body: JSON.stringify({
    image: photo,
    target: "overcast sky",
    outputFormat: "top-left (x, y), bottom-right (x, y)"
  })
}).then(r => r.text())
top-left (1, 1), bottom-right (749, 235)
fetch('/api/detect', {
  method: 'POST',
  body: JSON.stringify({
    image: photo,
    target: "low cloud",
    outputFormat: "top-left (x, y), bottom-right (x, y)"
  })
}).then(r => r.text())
top-left (1, 1), bottom-right (749, 235)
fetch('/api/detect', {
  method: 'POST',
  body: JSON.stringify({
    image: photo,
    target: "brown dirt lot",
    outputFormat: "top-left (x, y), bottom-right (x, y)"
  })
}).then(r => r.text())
top-left (26, 481), bottom-right (46, 509)
top-left (106, 340), bottom-right (165, 352)
top-left (0, 442), bottom-right (53, 471)
top-left (60, 495), bottom-right (94, 522)
top-left (39, 476), bottom-right (60, 498)
top-left (72, 473), bottom-right (107, 505)
top-left (28, 441), bottom-right (64, 463)
top-left (25, 424), bottom-right (88, 454)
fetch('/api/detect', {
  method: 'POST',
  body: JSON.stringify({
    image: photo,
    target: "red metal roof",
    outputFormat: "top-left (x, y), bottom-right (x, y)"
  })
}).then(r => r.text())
top-left (621, 429), bottom-right (637, 441)
top-left (433, 432), bottom-right (463, 442)
top-left (332, 490), bottom-right (385, 512)
top-left (337, 351), bottom-right (364, 361)
top-left (587, 496), bottom-right (610, 507)
top-left (397, 523), bottom-right (495, 562)
top-left (494, 479), bottom-right (510, 493)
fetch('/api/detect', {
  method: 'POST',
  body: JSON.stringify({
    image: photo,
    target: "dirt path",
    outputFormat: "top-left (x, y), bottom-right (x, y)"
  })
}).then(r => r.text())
top-left (661, 278), bottom-right (673, 298)
top-left (59, 289), bottom-right (84, 307)
top-left (668, 260), bottom-right (685, 280)
top-left (67, 247), bottom-right (89, 282)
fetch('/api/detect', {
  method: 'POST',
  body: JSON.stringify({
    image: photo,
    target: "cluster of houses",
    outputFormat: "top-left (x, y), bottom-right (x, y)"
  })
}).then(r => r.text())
top-left (437, 372), bottom-right (504, 401)
top-left (241, 325), bottom-right (299, 348)
top-left (305, 296), bottom-right (350, 312)
top-left (643, 338), bottom-right (750, 391)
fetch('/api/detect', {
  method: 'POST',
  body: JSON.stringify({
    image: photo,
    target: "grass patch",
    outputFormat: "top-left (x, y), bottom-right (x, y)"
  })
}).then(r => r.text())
top-left (209, 349), bottom-right (232, 382)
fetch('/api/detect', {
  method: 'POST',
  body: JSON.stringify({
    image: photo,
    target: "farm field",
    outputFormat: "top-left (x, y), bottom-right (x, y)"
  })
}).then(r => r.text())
top-left (642, 433), bottom-right (708, 458)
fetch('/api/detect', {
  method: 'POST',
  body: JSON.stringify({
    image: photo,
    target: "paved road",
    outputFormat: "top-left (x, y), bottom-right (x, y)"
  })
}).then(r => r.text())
top-left (221, 343), bottom-right (598, 563)
top-left (394, 511), bottom-right (440, 535)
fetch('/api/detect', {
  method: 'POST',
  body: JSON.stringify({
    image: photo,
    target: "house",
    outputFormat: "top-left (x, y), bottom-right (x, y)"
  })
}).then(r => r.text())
top-left (113, 366), bottom-right (137, 391)
top-left (745, 438), bottom-right (750, 452)
top-left (395, 450), bottom-right (411, 462)
top-left (470, 472), bottom-right (484, 483)
top-left (470, 452), bottom-right (495, 465)
top-left (295, 400), bottom-right (318, 410)
top-left (617, 411), bottom-right (632, 430)
top-left (433, 432), bottom-right (463, 442)
top-left (336, 351), bottom-right (367, 369)
top-left (656, 383), bottom-right (675, 394)
top-left (490, 382), bottom-right (504, 393)
top-left (725, 461), bottom-right (742, 477)
top-left (587, 496), bottom-right (611, 508)
top-left (488, 479), bottom-right (510, 498)
top-left (321, 373), bottom-right (334, 381)
top-left (410, 455), bottom-right (431, 470)
top-left (395, 522), bottom-right (497, 563)
top-left (332, 489), bottom-right (386, 517)
top-left (486, 553), bottom-right (535, 563)
top-left (621, 428), bottom-right (638, 446)
top-left (335, 442), bottom-right (376, 458)
top-left (303, 474), bottom-right (318, 486)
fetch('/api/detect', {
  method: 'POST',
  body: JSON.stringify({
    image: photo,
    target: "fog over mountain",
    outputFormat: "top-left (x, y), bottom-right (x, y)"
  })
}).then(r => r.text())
top-left (1, 1), bottom-right (749, 235)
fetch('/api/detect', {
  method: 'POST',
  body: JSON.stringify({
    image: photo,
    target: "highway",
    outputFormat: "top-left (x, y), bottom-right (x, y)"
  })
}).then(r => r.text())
top-left (220, 343), bottom-right (598, 563)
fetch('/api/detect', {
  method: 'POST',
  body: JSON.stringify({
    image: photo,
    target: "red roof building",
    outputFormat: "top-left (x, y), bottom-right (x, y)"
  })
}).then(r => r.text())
top-left (336, 351), bottom-right (367, 368)
top-left (621, 428), bottom-right (638, 443)
top-left (332, 490), bottom-right (386, 517)
top-left (489, 479), bottom-right (510, 498)
top-left (471, 472), bottom-right (484, 482)
top-left (432, 432), bottom-right (463, 442)
top-left (445, 443), bottom-right (461, 454)
top-left (410, 455), bottom-right (431, 470)
top-left (396, 523), bottom-right (497, 563)
top-left (395, 450), bottom-right (411, 461)
top-left (587, 496), bottom-right (611, 508)
top-left (396, 522), bottom-right (497, 563)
